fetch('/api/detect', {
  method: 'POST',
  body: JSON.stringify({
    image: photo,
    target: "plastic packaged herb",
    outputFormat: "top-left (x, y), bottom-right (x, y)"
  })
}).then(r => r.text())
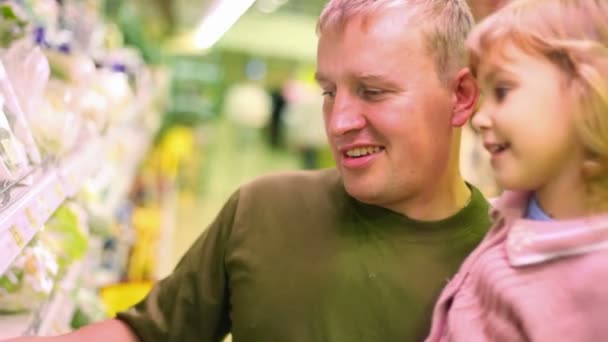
top-left (0, 3), bottom-right (28, 47)
top-left (0, 60), bottom-right (41, 168)
top-left (0, 94), bottom-right (28, 181)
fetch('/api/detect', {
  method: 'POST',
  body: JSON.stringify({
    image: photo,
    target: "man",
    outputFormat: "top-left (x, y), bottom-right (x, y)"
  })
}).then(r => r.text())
top-left (5, 1), bottom-right (489, 341)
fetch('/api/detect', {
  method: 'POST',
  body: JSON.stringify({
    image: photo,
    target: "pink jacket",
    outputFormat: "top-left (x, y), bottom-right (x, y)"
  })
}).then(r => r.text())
top-left (425, 191), bottom-right (608, 342)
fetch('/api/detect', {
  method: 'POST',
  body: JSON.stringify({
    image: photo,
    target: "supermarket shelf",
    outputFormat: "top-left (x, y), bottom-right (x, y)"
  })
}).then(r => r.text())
top-left (58, 137), bottom-right (105, 198)
top-left (37, 261), bottom-right (84, 336)
top-left (0, 168), bottom-right (66, 276)
top-left (109, 128), bottom-right (149, 210)
top-left (0, 131), bottom-right (155, 336)
top-left (0, 261), bottom-right (84, 339)
top-left (0, 133), bottom-right (141, 278)
top-left (0, 306), bottom-right (35, 338)
top-left (89, 127), bottom-right (151, 218)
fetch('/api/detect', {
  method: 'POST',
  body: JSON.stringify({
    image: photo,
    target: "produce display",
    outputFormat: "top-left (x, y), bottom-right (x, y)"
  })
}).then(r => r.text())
top-left (0, 0), bottom-right (168, 337)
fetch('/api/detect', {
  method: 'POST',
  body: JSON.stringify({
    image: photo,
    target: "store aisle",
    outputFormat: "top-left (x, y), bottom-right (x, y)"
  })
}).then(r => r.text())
top-left (170, 117), bottom-right (301, 268)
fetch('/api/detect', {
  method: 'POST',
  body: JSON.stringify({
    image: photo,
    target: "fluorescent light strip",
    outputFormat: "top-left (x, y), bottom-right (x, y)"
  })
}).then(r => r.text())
top-left (194, 0), bottom-right (256, 49)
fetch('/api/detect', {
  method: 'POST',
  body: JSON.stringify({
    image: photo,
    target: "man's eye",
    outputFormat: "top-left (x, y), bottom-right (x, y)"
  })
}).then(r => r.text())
top-left (359, 88), bottom-right (384, 100)
top-left (322, 90), bottom-right (335, 98)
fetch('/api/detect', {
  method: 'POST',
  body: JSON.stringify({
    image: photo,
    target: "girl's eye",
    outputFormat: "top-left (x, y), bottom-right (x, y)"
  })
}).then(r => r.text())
top-left (494, 86), bottom-right (511, 102)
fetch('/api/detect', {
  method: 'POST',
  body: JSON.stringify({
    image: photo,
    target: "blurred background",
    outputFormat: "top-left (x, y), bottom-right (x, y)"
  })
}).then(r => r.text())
top-left (0, 0), bottom-right (501, 338)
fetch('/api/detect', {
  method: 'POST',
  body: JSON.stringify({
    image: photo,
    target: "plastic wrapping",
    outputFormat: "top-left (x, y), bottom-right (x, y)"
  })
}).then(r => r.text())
top-left (0, 242), bottom-right (59, 313)
top-left (94, 69), bottom-right (133, 127)
top-left (0, 60), bottom-right (41, 167)
top-left (1, 39), bottom-right (50, 121)
top-left (38, 79), bottom-right (84, 156)
top-left (0, 94), bottom-right (29, 181)
top-left (0, 2), bottom-right (28, 46)
top-left (40, 202), bottom-right (90, 272)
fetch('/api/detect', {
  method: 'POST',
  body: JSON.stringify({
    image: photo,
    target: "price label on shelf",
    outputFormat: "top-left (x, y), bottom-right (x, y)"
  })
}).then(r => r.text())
top-left (36, 197), bottom-right (47, 219)
top-left (8, 225), bottom-right (24, 248)
top-left (54, 184), bottom-right (64, 199)
top-left (24, 207), bottom-right (38, 229)
top-left (0, 169), bottom-right (67, 276)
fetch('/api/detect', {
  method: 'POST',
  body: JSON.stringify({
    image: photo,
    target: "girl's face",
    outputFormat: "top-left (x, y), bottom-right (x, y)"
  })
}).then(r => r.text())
top-left (472, 44), bottom-right (587, 204)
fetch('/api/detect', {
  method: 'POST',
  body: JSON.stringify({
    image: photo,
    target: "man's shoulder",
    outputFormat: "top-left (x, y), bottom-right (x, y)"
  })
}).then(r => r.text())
top-left (228, 168), bottom-right (346, 224)
top-left (230, 168), bottom-right (344, 211)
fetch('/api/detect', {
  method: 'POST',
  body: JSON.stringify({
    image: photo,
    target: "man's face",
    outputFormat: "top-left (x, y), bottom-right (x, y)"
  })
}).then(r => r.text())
top-left (316, 11), bottom-right (457, 212)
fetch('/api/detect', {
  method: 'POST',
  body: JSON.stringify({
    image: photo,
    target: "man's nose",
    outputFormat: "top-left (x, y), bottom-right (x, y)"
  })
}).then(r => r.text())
top-left (326, 93), bottom-right (366, 136)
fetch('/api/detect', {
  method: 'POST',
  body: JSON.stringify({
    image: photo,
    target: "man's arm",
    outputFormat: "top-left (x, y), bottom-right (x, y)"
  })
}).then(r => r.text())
top-left (6, 189), bottom-right (240, 342)
top-left (1, 319), bottom-right (139, 342)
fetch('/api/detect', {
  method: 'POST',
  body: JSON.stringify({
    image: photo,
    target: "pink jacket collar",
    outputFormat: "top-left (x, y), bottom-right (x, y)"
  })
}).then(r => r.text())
top-left (492, 191), bottom-right (608, 267)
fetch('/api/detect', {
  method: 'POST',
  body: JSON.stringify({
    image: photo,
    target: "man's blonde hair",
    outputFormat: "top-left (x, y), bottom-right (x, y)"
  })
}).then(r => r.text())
top-left (317, 0), bottom-right (475, 85)
top-left (468, 0), bottom-right (608, 203)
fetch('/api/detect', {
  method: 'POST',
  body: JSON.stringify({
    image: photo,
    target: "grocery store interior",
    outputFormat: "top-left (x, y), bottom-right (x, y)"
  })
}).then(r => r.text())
top-left (0, 0), bottom-right (498, 339)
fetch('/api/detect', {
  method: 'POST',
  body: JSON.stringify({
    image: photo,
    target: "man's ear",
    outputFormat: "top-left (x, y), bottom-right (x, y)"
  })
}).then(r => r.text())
top-left (450, 68), bottom-right (479, 127)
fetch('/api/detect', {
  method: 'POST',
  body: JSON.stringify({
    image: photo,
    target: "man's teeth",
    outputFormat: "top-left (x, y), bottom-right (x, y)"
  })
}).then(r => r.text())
top-left (346, 147), bottom-right (382, 157)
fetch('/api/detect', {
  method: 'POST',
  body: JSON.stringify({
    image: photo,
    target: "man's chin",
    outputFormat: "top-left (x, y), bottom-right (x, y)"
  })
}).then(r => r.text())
top-left (343, 179), bottom-right (382, 204)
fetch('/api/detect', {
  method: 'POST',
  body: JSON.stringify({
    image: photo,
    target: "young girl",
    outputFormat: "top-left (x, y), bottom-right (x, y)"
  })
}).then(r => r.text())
top-left (425, 0), bottom-right (608, 341)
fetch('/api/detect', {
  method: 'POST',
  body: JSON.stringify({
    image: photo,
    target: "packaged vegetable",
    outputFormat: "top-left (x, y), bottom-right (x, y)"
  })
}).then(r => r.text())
top-left (40, 202), bottom-right (90, 272)
top-left (0, 242), bottom-right (59, 313)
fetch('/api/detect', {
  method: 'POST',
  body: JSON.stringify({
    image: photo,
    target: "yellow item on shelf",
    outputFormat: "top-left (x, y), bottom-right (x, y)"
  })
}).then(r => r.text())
top-left (99, 281), bottom-right (153, 317)
top-left (127, 205), bottom-right (161, 281)
top-left (156, 125), bottom-right (194, 180)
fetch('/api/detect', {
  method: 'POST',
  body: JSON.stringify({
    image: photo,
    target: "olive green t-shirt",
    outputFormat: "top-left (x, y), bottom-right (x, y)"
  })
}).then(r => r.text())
top-left (117, 169), bottom-right (491, 342)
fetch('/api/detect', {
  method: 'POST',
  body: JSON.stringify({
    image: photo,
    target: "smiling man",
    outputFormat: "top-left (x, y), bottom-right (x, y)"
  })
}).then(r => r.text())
top-left (316, 4), bottom-right (475, 220)
top-left (4, 1), bottom-right (491, 342)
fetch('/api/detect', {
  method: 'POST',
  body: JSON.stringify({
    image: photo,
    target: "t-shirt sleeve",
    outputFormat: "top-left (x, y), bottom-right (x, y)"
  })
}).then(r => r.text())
top-left (116, 190), bottom-right (240, 342)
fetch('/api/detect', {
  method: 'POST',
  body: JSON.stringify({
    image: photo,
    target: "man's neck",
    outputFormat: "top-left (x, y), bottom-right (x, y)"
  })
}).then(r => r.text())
top-left (396, 179), bottom-right (472, 221)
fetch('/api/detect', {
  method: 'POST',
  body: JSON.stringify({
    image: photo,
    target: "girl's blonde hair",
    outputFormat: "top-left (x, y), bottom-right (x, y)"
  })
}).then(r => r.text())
top-left (468, 0), bottom-right (608, 201)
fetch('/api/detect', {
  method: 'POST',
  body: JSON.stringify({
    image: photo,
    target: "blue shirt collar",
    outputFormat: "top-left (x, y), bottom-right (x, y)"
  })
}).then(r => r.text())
top-left (526, 195), bottom-right (553, 221)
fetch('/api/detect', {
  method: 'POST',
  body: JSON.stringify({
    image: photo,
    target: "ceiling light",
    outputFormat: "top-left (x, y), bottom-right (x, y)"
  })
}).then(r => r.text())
top-left (194, 0), bottom-right (256, 50)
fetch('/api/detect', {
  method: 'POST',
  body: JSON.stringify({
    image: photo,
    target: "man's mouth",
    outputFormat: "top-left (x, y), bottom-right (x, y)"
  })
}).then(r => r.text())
top-left (344, 146), bottom-right (384, 158)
